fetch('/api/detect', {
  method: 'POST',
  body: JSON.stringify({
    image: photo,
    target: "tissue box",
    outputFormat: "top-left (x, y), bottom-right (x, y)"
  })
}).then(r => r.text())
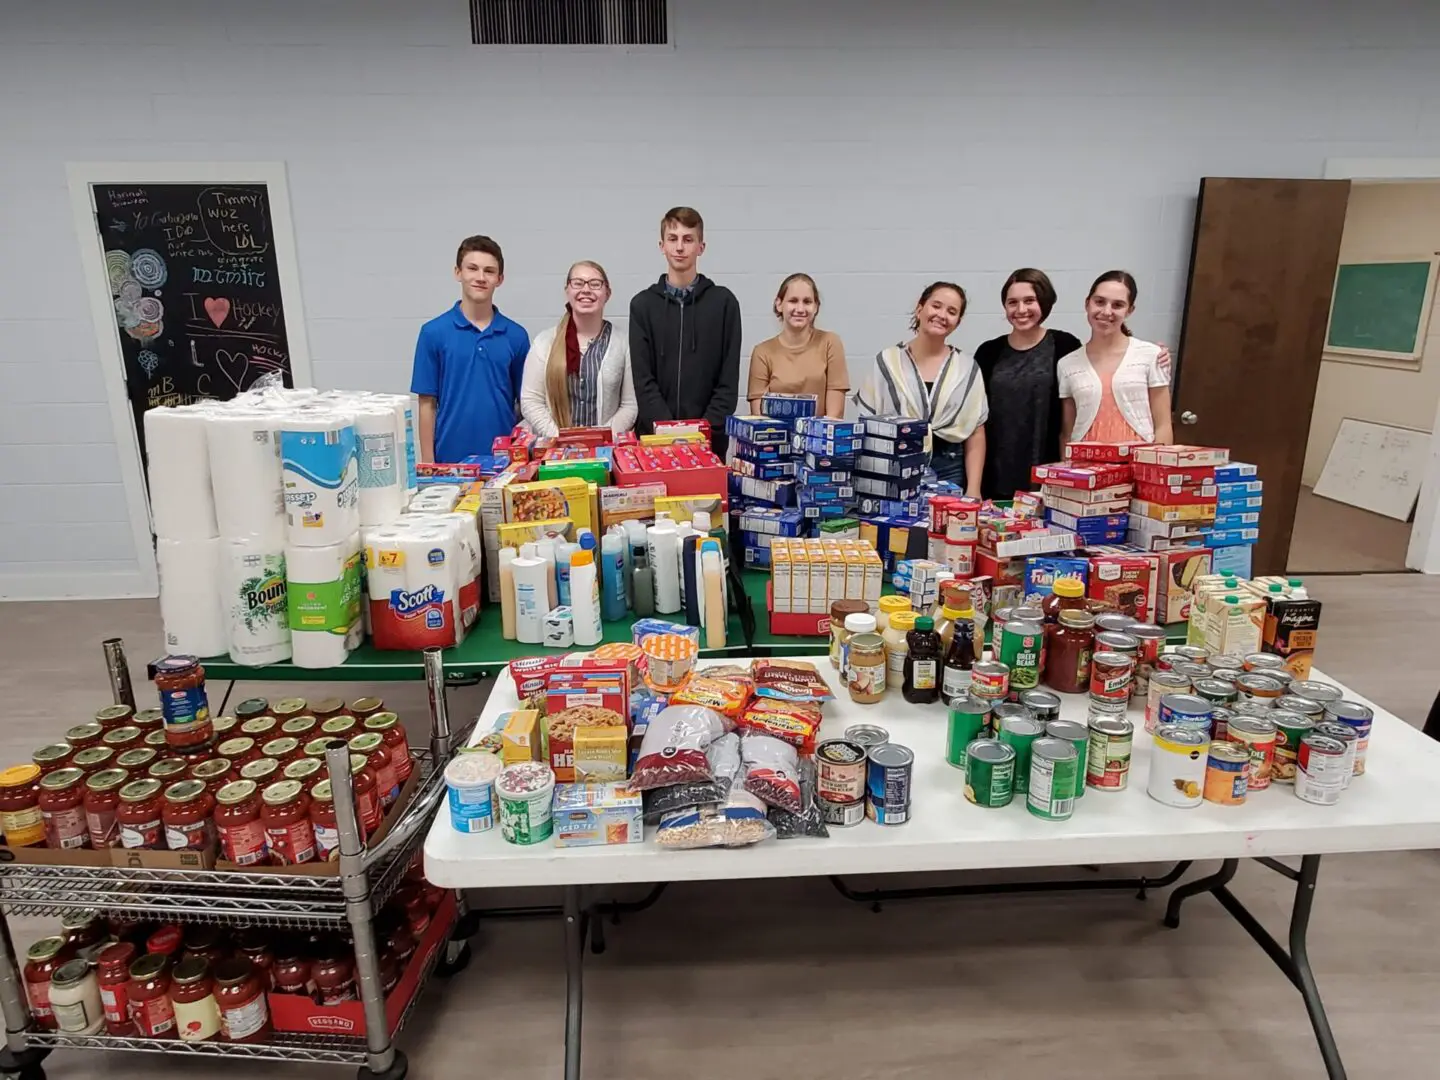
top-left (551, 783), bottom-right (644, 847)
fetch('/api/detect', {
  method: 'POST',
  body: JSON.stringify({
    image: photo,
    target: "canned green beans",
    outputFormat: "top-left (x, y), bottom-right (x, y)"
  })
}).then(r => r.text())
top-left (999, 620), bottom-right (1044, 693)
top-left (997, 715), bottom-right (1043, 794)
top-left (1026, 737), bottom-right (1078, 821)
top-left (964, 740), bottom-right (1015, 808)
top-left (946, 698), bottom-right (991, 768)
top-left (1044, 720), bottom-right (1089, 801)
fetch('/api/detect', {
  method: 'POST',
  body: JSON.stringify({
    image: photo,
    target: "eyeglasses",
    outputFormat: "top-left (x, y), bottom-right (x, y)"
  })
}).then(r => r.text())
top-left (568, 278), bottom-right (607, 290)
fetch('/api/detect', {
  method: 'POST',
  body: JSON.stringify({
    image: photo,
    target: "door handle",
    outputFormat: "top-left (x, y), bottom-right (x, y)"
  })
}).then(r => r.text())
top-left (1180, 410), bottom-right (1198, 425)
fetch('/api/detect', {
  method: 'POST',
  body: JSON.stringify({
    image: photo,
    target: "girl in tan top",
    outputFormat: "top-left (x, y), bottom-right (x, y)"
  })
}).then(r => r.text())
top-left (746, 273), bottom-right (849, 417)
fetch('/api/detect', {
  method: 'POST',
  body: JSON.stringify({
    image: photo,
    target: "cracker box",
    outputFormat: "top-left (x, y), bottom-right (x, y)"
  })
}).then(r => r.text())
top-left (1214, 462), bottom-right (1258, 484)
top-left (551, 783), bottom-right (644, 848)
top-left (573, 725), bottom-right (629, 784)
top-left (1155, 548), bottom-right (1212, 623)
top-left (504, 477), bottom-right (594, 532)
top-left (500, 709), bottom-right (544, 765)
top-left (1130, 445), bottom-right (1230, 468)
top-left (1086, 549), bottom-right (1160, 622)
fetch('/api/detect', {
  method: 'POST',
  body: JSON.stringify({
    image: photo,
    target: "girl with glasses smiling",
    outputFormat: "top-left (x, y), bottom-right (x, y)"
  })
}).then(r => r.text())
top-left (520, 261), bottom-right (637, 437)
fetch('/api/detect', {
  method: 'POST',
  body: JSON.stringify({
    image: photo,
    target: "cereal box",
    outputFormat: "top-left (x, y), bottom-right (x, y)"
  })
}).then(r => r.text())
top-left (500, 710), bottom-right (544, 765)
top-left (551, 783), bottom-right (644, 848)
top-left (573, 725), bottom-right (629, 783)
top-left (504, 477), bottom-right (594, 532)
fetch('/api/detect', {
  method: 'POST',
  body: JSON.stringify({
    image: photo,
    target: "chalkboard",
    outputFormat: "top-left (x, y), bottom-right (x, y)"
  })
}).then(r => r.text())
top-left (1325, 258), bottom-right (1437, 360)
top-left (92, 183), bottom-right (293, 465)
top-left (1313, 417), bottom-right (1430, 521)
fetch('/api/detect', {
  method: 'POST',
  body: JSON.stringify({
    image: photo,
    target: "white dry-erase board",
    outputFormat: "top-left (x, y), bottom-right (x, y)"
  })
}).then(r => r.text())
top-left (1313, 417), bottom-right (1431, 521)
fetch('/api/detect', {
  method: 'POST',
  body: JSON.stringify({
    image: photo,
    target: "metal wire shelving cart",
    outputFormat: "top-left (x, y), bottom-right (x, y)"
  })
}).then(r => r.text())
top-left (0, 643), bottom-right (473, 1080)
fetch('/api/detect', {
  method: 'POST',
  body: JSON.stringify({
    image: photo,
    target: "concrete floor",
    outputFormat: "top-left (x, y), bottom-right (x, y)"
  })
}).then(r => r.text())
top-left (3, 575), bottom-right (1439, 1080)
top-left (1288, 486), bottom-right (1414, 574)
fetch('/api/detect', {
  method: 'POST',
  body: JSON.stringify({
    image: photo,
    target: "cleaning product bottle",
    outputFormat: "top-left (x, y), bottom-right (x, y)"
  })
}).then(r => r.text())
top-left (631, 526), bottom-right (654, 617)
top-left (701, 540), bottom-right (726, 649)
top-left (600, 531), bottom-right (627, 622)
top-left (498, 546), bottom-right (518, 641)
top-left (555, 538), bottom-right (579, 607)
top-left (569, 549), bottom-right (603, 646)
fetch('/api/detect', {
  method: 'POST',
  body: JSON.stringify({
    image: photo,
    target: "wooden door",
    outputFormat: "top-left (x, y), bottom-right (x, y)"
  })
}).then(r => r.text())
top-left (1173, 178), bottom-right (1351, 576)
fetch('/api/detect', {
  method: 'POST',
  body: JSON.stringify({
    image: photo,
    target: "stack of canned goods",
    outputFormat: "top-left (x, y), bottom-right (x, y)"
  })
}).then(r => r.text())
top-left (816, 724), bottom-right (917, 828)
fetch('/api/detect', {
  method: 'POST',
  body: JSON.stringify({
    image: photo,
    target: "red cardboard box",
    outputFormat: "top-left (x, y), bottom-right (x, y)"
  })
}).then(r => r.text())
top-left (1132, 462), bottom-right (1216, 486)
top-left (766, 581), bottom-right (830, 636)
top-left (1086, 549), bottom-right (1160, 622)
top-left (1133, 480), bottom-right (1218, 506)
top-left (1155, 547), bottom-right (1213, 623)
top-left (1063, 441), bottom-right (1146, 463)
top-left (1130, 444), bottom-right (1229, 467)
top-left (1031, 462), bottom-right (1133, 490)
top-left (975, 549), bottom-right (1025, 586)
top-left (612, 451), bottom-right (730, 501)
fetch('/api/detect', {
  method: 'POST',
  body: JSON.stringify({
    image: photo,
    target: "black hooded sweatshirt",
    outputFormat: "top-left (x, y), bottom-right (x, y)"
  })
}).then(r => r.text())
top-left (628, 274), bottom-right (741, 456)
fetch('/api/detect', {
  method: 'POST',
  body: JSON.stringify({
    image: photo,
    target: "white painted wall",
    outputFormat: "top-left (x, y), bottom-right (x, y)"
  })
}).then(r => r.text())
top-left (4, 0), bottom-right (1440, 599)
top-left (1302, 182), bottom-right (1440, 488)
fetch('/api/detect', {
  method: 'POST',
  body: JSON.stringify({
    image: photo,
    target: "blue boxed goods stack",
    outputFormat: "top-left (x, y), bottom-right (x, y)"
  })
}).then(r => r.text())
top-left (726, 398), bottom-right (817, 565)
top-left (1209, 461), bottom-right (1261, 577)
top-left (853, 415), bottom-right (928, 504)
top-left (791, 415), bottom-right (861, 526)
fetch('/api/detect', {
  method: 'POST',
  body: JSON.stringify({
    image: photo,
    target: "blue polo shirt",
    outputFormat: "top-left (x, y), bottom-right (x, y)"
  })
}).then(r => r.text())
top-left (410, 302), bottom-right (530, 463)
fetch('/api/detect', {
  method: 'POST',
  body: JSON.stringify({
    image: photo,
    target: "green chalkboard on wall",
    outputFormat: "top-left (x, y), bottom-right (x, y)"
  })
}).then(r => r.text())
top-left (1325, 257), bottom-right (1438, 361)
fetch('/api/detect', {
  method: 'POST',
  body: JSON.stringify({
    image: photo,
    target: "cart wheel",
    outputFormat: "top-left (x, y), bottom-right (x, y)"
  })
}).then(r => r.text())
top-left (358, 1049), bottom-right (408, 1080)
top-left (435, 940), bottom-right (471, 977)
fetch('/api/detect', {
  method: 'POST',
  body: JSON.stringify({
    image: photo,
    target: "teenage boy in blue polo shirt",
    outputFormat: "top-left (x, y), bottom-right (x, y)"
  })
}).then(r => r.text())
top-left (411, 235), bottom-right (530, 462)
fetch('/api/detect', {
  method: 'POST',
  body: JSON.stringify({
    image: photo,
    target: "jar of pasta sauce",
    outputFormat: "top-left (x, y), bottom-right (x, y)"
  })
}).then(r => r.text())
top-left (393, 883), bottom-right (433, 937)
top-left (96, 941), bottom-right (137, 1035)
top-left (170, 957), bottom-right (221, 1042)
top-left (233, 698), bottom-right (271, 725)
top-left (271, 947), bottom-right (311, 995)
top-left (211, 715), bottom-right (238, 741)
top-left (162, 779), bottom-right (216, 851)
top-left (240, 717), bottom-right (277, 744)
top-left (365, 713), bottom-right (412, 783)
top-left (349, 696), bottom-right (384, 720)
top-left (214, 958), bottom-right (270, 1043)
top-left (146, 925), bottom-right (184, 962)
top-left (284, 757), bottom-right (324, 795)
top-left (102, 726), bottom-right (144, 754)
top-left (115, 747), bottom-right (157, 775)
top-left (349, 732), bottom-right (398, 809)
top-left (347, 754), bottom-right (383, 833)
top-left (216, 737), bottom-right (261, 769)
top-left (0, 764), bottom-right (46, 848)
top-left (233, 931), bottom-right (275, 991)
top-left (311, 951), bottom-right (357, 1005)
top-left (147, 757), bottom-right (189, 786)
top-left (84, 768), bottom-right (130, 848)
top-left (182, 925), bottom-right (226, 967)
top-left (31, 743), bottom-right (73, 777)
top-left (94, 704), bottom-right (135, 730)
top-left (189, 757), bottom-right (233, 797)
top-left (23, 937), bottom-right (76, 1030)
top-left (271, 697), bottom-right (308, 724)
top-left (64, 723), bottom-right (104, 752)
top-left (311, 698), bottom-right (347, 722)
top-left (150, 656), bottom-right (213, 752)
top-left (116, 778), bottom-right (165, 850)
top-left (281, 715), bottom-right (318, 742)
top-left (261, 737), bottom-right (303, 767)
top-left (214, 780), bottom-right (269, 867)
top-left (144, 729), bottom-right (170, 750)
top-left (132, 707), bottom-right (164, 735)
top-left (303, 737), bottom-right (333, 762)
top-left (127, 953), bottom-right (177, 1038)
top-left (60, 910), bottom-right (108, 962)
top-left (71, 746), bottom-right (115, 776)
top-left (39, 767), bottom-right (90, 850)
top-left (308, 779), bottom-right (351, 861)
top-left (261, 780), bottom-right (316, 866)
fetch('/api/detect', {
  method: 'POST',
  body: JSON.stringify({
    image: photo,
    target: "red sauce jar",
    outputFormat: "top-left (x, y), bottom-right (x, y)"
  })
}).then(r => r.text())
top-left (216, 737), bottom-right (261, 769)
top-left (349, 732), bottom-right (399, 810)
top-left (0, 764), bottom-right (46, 848)
top-left (348, 753), bottom-right (383, 833)
top-left (176, 743), bottom-right (215, 767)
top-left (379, 914), bottom-right (416, 966)
top-left (146, 925), bottom-right (184, 960)
top-left (71, 746), bottom-right (115, 775)
top-left (84, 767), bottom-right (130, 848)
top-left (311, 698), bottom-right (347, 722)
top-left (94, 704), bottom-right (135, 730)
top-left (284, 757), bottom-right (324, 794)
top-left (310, 951), bottom-right (357, 1005)
top-left (364, 713), bottom-right (412, 783)
top-left (1045, 610), bottom-right (1096, 695)
top-left (307, 779), bottom-right (356, 862)
top-left (393, 883), bottom-right (432, 937)
top-left (115, 747), bottom-right (158, 775)
top-left (127, 953), bottom-right (177, 1038)
top-left (169, 957), bottom-right (221, 1042)
top-left (239, 758), bottom-right (280, 788)
top-left (261, 780), bottom-right (316, 865)
top-left (102, 725), bottom-right (144, 753)
top-left (233, 931), bottom-right (275, 991)
top-left (379, 953), bottom-right (401, 994)
top-left (150, 655), bottom-right (213, 751)
top-left (280, 715), bottom-right (318, 742)
top-left (60, 910), bottom-right (108, 963)
top-left (270, 948), bottom-right (310, 995)
top-left (214, 957), bottom-right (271, 1043)
top-left (39, 767), bottom-right (90, 850)
top-left (261, 737), bottom-right (303, 767)
top-left (303, 737), bottom-right (332, 761)
top-left (23, 936), bottom-right (76, 1030)
top-left (271, 697), bottom-right (308, 724)
top-left (147, 758), bottom-right (189, 785)
top-left (320, 716), bottom-right (356, 741)
top-left (31, 743), bottom-right (73, 777)
top-left (211, 715), bottom-right (239, 741)
top-left (349, 696), bottom-right (385, 720)
top-left (64, 723), bottom-right (104, 752)
top-left (189, 757), bottom-right (233, 796)
top-left (234, 698), bottom-right (271, 725)
top-left (182, 926), bottom-right (227, 966)
top-left (116, 778), bottom-right (165, 850)
top-left (145, 729), bottom-right (170, 750)
top-left (97, 941), bottom-right (137, 1035)
top-left (162, 779), bottom-right (216, 851)
top-left (132, 707), bottom-right (165, 733)
top-left (240, 716), bottom-right (278, 743)
top-left (214, 780), bottom-right (269, 866)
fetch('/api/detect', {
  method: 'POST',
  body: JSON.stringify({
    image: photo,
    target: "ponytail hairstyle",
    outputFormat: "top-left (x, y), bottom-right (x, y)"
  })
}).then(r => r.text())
top-left (1087, 270), bottom-right (1138, 337)
top-left (546, 261), bottom-right (611, 428)
top-left (909, 280), bottom-right (968, 332)
top-left (774, 272), bottom-right (820, 320)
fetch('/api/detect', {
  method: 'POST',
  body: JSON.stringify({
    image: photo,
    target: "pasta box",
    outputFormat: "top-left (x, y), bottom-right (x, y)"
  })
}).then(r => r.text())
top-left (759, 393), bottom-right (819, 419)
top-left (860, 415), bottom-right (928, 439)
top-left (552, 783), bottom-right (644, 847)
top-left (1085, 549), bottom-right (1160, 622)
top-left (725, 415), bottom-right (792, 445)
top-left (1023, 556), bottom-right (1089, 601)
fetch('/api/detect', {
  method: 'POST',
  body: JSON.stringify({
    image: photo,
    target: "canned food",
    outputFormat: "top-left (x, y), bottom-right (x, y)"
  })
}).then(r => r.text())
top-left (1094, 631), bottom-right (1140, 658)
top-left (1235, 672), bottom-right (1285, 705)
top-left (1225, 715), bottom-right (1278, 791)
top-left (1173, 662), bottom-right (1213, 686)
top-left (1204, 742), bottom-right (1250, 805)
top-left (1148, 725), bottom-right (1209, 808)
top-left (818, 795), bottom-right (867, 827)
top-left (1026, 738), bottom-right (1078, 822)
top-left (1270, 711), bottom-right (1315, 784)
top-left (1094, 614), bottom-right (1135, 636)
top-left (865, 743), bottom-right (913, 826)
top-left (1313, 722), bottom-right (1357, 787)
top-left (1295, 734), bottom-right (1348, 806)
top-left (1089, 651), bottom-right (1135, 706)
top-left (1011, 605), bottom-right (1045, 624)
top-left (1146, 671), bottom-right (1191, 733)
top-left (1244, 652), bottom-right (1287, 672)
top-left (1277, 694), bottom-right (1324, 718)
top-left (946, 699), bottom-right (991, 768)
top-left (1018, 689), bottom-right (1061, 725)
top-left (1290, 680), bottom-right (1342, 705)
top-left (816, 740), bottom-right (867, 804)
top-left (999, 621), bottom-right (1044, 693)
top-left (1045, 720), bottom-right (1090, 801)
top-left (970, 661), bottom-right (1010, 703)
top-left (843, 724), bottom-right (889, 751)
top-left (1209, 706), bottom-right (1237, 741)
top-left (1192, 678), bottom-right (1238, 707)
top-left (1323, 701), bottom-right (1373, 776)
top-left (997, 715), bottom-right (1043, 794)
top-left (1266, 669), bottom-right (1295, 692)
top-left (991, 701), bottom-right (1033, 731)
top-left (1158, 694), bottom-right (1213, 733)
top-left (1233, 699), bottom-right (1276, 719)
top-left (1128, 624), bottom-right (1167, 665)
top-left (1208, 668), bottom-right (1243, 688)
top-left (1209, 653), bottom-right (1246, 672)
top-left (964, 740), bottom-right (1015, 809)
top-left (1085, 716), bottom-right (1133, 791)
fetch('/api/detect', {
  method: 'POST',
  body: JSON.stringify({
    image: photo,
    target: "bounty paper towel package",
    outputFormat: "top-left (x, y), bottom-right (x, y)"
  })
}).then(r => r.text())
top-left (219, 536), bottom-right (291, 666)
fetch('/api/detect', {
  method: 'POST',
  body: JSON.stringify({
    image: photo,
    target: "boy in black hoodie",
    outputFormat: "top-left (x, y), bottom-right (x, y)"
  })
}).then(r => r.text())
top-left (629, 206), bottom-right (742, 457)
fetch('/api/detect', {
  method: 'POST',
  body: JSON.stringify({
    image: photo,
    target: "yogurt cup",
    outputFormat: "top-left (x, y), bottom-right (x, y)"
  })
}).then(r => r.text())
top-left (445, 750), bottom-right (502, 833)
top-left (495, 760), bottom-right (556, 845)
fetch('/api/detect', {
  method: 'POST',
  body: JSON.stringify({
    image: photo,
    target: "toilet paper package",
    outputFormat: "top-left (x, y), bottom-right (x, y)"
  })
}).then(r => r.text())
top-left (285, 533), bottom-right (362, 668)
top-left (156, 536), bottom-right (227, 656)
top-left (207, 409), bottom-right (286, 545)
top-left (219, 536), bottom-right (291, 666)
top-left (146, 405), bottom-right (218, 541)
top-left (280, 410), bottom-right (360, 547)
top-left (355, 402), bottom-right (407, 527)
top-left (365, 524), bottom-right (466, 650)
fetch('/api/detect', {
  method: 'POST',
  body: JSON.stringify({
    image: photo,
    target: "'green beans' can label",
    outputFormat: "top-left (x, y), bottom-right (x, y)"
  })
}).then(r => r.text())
top-left (1000, 621), bottom-right (1044, 691)
top-left (964, 740), bottom-right (1015, 808)
top-left (946, 701), bottom-right (990, 768)
top-left (1026, 738), bottom-right (1079, 821)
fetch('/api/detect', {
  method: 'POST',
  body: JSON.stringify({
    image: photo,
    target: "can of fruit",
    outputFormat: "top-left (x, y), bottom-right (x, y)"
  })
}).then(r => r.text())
top-left (1146, 671), bottom-right (1191, 733)
top-left (1045, 720), bottom-right (1090, 801)
top-left (1322, 701), bottom-right (1373, 776)
top-left (816, 740), bottom-right (868, 804)
top-left (1085, 716), bottom-right (1133, 791)
top-left (1313, 721), bottom-right (1358, 787)
top-left (865, 743), bottom-right (914, 826)
top-left (1225, 714), bottom-right (1278, 792)
top-left (819, 795), bottom-right (867, 827)
top-left (1148, 725), bottom-right (1209, 808)
top-left (1204, 742), bottom-right (1250, 805)
top-left (991, 701), bottom-right (1033, 733)
top-left (1026, 738), bottom-right (1078, 821)
top-left (1270, 711), bottom-right (1315, 784)
top-left (964, 740), bottom-right (1015, 809)
top-left (1295, 733), bottom-right (1349, 806)
top-left (999, 621), bottom-right (1044, 693)
top-left (970, 661), bottom-right (1010, 704)
top-left (1159, 693), bottom-right (1214, 734)
top-left (997, 715), bottom-right (1043, 794)
top-left (946, 699), bottom-right (991, 768)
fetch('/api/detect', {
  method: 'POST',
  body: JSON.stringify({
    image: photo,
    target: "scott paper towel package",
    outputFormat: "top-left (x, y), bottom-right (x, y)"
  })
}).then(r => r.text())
top-left (146, 405), bottom-right (218, 541)
top-left (403, 511), bottom-right (481, 629)
top-left (156, 536), bottom-right (227, 656)
top-left (219, 537), bottom-right (291, 666)
top-left (364, 523), bottom-right (468, 650)
top-left (280, 410), bottom-right (360, 547)
top-left (286, 532), bottom-right (362, 669)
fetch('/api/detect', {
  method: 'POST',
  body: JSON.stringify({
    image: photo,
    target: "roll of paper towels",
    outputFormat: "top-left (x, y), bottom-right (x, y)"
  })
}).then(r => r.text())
top-left (365, 524), bottom-right (464, 650)
top-left (355, 403), bottom-right (406, 527)
top-left (219, 536), bottom-right (291, 666)
top-left (404, 511), bottom-right (481, 628)
top-left (207, 410), bottom-right (286, 544)
top-left (146, 405), bottom-right (218, 541)
top-left (280, 410), bottom-right (360, 547)
top-left (285, 532), bottom-right (362, 669)
top-left (156, 536), bottom-right (227, 656)
top-left (407, 485), bottom-right (462, 513)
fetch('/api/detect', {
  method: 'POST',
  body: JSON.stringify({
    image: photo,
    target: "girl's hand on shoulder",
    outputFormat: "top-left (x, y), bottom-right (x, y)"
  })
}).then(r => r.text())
top-left (1156, 343), bottom-right (1172, 379)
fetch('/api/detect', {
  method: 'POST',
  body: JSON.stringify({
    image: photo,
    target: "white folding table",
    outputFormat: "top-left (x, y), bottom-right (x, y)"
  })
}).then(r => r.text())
top-left (424, 657), bottom-right (1440, 1080)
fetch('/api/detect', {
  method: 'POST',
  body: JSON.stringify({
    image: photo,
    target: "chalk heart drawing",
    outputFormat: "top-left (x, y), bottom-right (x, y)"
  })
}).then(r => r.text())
top-left (204, 297), bottom-right (231, 328)
top-left (215, 348), bottom-right (249, 392)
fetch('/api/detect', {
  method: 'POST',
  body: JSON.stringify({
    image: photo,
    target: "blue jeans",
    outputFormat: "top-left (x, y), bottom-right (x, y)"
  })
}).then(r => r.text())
top-left (931, 438), bottom-right (967, 489)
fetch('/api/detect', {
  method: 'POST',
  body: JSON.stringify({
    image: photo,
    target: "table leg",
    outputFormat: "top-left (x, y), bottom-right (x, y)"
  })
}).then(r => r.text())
top-left (1162, 858), bottom-right (1238, 928)
top-left (563, 885), bottom-right (585, 1080)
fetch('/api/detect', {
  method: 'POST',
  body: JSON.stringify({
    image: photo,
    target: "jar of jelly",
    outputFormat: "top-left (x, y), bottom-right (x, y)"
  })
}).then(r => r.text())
top-left (39, 767), bottom-right (90, 850)
top-left (214, 780), bottom-right (269, 866)
top-left (84, 767), bottom-right (130, 848)
top-left (116, 778), bottom-right (165, 850)
top-left (162, 779), bottom-right (216, 851)
top-left (0, 764), bottom-right (46, 848)
top-left (364, 713), bottom-right (412, 783)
